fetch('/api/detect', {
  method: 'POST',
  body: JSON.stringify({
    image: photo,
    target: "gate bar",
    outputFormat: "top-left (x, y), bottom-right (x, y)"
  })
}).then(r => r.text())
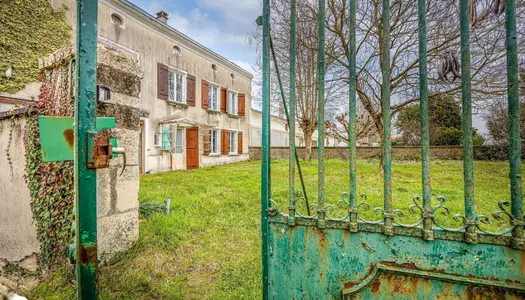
top-left (286, 0), bottom-right (294, 222)
top-left (268, 34), bottom-right (310, 216)
top-left (75, 0), bottom-right (99, 298)
top-left (459, 0), bottom-right (477, 243)
top-left (289, 0), bottom-right (297, 223)
top-left (317, 0), bottom-right (326, 228)
top-left (418, 0), bottom-right (433, 240)
top-left (261, 0), bottom-right (270, 297)
top-left (348, 0), bottom-right (358, 232)
top-left (505, 0), bottom-right (524, 248)
top-left (381, 0), bottom-right (394, 236)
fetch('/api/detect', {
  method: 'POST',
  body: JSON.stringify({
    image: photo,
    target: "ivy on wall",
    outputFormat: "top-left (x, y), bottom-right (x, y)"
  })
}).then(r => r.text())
top-left (0, 0), bottom-right (73, 269)
top-left (0, 0), bottom-right (71, 94)
top-left (23, 64), bottom-right (75, 269)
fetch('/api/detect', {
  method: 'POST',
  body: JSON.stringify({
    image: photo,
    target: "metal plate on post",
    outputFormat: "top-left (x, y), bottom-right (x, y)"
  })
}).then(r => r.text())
top-left (38, 116), bottom-right (116, 162)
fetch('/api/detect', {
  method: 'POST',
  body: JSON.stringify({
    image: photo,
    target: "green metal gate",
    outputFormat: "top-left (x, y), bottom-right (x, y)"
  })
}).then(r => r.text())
top-left (260, 0), bottom-right (525, 298)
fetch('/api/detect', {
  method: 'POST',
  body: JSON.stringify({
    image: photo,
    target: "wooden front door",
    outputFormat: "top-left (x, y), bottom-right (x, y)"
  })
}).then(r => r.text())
top-left (186, 126), bottom-right (199, 170)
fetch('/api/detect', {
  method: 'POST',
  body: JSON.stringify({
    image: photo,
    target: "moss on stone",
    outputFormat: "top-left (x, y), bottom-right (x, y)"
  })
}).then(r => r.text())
top-left (0, 0), bottom-right (71, 94)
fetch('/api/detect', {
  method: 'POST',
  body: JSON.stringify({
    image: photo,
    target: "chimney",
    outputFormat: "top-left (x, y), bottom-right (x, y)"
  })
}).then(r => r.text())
top-left (278, 101), bottom-right (285, 119)
top-left (156, 11), bottom-right (169, 24)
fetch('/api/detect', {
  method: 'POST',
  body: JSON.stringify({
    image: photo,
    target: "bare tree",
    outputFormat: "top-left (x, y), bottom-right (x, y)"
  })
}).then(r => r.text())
top-left (322, 0), bottom-right (525, 146)
top-left (253, 0), bottom-right (345, 160)
top-left (326, 102), bottom-right (378, 145)
top-left (253, 0), bottom-right (525, 160)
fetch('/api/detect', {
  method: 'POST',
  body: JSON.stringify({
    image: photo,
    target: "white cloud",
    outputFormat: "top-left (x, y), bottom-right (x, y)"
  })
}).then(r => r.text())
top-left (166, 8), bottom-right (248, 49)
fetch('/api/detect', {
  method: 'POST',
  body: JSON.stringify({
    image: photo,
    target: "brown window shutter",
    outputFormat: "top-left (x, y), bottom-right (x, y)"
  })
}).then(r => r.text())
top-left (157, 63), bottom-right (169, 100)
top-left (220, 87), bottom-right (227, 113)
top-left (187, 74), bottom-right (196, 106)
top-left (201, 80), bottom-right (209, 109)
top-left (238, 132), bottom-right (243, 154)
top-left (203, 130), bottom-right (211, 156)
top-left (221, 129), bottom-right (230, 155)
top-left (238, 93), bottom-right (245, 116)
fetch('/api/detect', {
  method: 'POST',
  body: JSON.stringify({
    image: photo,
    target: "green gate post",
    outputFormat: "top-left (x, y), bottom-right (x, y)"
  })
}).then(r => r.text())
top-left (418, 0), bottom-right (433, 240)
top-left (75, 0), bottom-right (99, 298)
top-left (261, 0), bottom-right (271, 298)
top-left (459, 0), bottom-right (477, 244)
top-left (381, 0), bottom-right (394, 236)
top-left (505, 0), bottom-right (524, 249)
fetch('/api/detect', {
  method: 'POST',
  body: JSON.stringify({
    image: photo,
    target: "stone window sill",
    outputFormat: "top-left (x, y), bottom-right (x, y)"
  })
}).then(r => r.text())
top-left (227, 114), bottom-right (240, 119)
top-left (207, 109), bottom-right (221, 115)
top-left (168, 101), bottom-right (188, 109)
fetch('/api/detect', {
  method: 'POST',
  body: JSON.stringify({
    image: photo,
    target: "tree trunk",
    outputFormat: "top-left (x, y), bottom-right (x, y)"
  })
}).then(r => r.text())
top-left (304, 133), bottom-right (312, 161)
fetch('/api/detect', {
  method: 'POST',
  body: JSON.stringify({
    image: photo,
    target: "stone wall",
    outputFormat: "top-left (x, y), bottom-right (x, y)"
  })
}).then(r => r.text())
top-left (95, 44), bottom-right (142, 261)
top-left (0, 110), bottom-right (40, 264)
top-left (0, 44), bottom-right (142, 297)
top-left (249, 146), bottom-right (519, 161)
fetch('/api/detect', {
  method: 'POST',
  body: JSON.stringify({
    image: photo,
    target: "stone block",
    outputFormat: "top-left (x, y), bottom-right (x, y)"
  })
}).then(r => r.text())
top-left (111, 128), bottom-right (140, 166)
top-left (97, 209), bottom-right (139, 262)
top-left (110, 92), bottom-right (140, 109)
top-left (96, 168), bottom-right (112, 217)
top-left (19, 256), bottom-right (37, 273)
top-left (115, 165), bottom-right (139, 212)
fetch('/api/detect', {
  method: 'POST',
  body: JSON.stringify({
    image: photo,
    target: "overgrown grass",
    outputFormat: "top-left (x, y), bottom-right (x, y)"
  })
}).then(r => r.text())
top-left (28, 159), bottom-right (516, 299)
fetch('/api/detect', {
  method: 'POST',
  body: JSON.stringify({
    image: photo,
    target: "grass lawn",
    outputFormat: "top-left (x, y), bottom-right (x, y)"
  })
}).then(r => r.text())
top-left (28, 159), bottom-right (516, 299)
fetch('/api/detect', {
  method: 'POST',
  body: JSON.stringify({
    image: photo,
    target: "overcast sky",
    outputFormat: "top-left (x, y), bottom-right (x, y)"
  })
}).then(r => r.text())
top-left (127, 0), bottom-right (488, 135)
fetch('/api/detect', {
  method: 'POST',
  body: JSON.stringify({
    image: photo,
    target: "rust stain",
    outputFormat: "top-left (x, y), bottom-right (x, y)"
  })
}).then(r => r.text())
top-left (80, 243), bottom-right (98, 265)
top-left (63, 129), bottom-right (74, 148)
top-left (361, 242), bottom-right (374, 253)
top-left (381, 261), bottom-right (418, 270)
top-left (318, 229), bottom-right (327, 251)
top-left (344, 281), bottom-right (358, 289)
top-left (370, 277), bottom-right (381, 293)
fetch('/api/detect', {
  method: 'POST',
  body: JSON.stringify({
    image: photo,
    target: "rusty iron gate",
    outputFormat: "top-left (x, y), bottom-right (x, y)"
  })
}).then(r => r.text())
top-left (260, 0), bottom-right (525, 298)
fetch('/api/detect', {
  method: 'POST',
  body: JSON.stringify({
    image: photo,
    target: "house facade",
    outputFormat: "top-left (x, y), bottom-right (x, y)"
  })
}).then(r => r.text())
top-left (50, 0), bottom-right (253, 173)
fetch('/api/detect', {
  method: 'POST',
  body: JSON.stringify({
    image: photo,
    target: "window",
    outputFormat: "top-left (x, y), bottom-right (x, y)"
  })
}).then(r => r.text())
top-left (173, 45), bottom-right (181, 56)
top-left (111, 13), bottom-right (124, 26)
top-left (174, 128), bottom-right (184, 153)
top-left (154, 133), bottom-right (161, 147)
top-left (227, 90), bottom-right (238, 115)
top-left (161, 125), bottom-right (171, 150)
top-left (168, 69), bottom-right (186, 103)
top-left (210, 129), bottom-right (220, 154)
top-left (229, 131), bottom-right (238, 154)
top-left (208, 84), bottom-right (219, 111)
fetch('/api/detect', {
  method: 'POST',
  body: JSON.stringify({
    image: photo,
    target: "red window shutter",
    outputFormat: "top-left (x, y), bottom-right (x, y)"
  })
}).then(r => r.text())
top-left (222, 129), bottom-right (230, 155)
top-left (187, 74), bottom-right (196, 106)
top-left (238, 132), bottom-right (243, 154)
top-left (220, 87), bottom-right (227, 113)
top-left (157, 63), bottom-right (169, 100)
top-left (238, 93), bottom-right (246, 116)
top-left (203, 130), bottom-right (211, 156)
top-left (201, 80), bottom-right (209, 109)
